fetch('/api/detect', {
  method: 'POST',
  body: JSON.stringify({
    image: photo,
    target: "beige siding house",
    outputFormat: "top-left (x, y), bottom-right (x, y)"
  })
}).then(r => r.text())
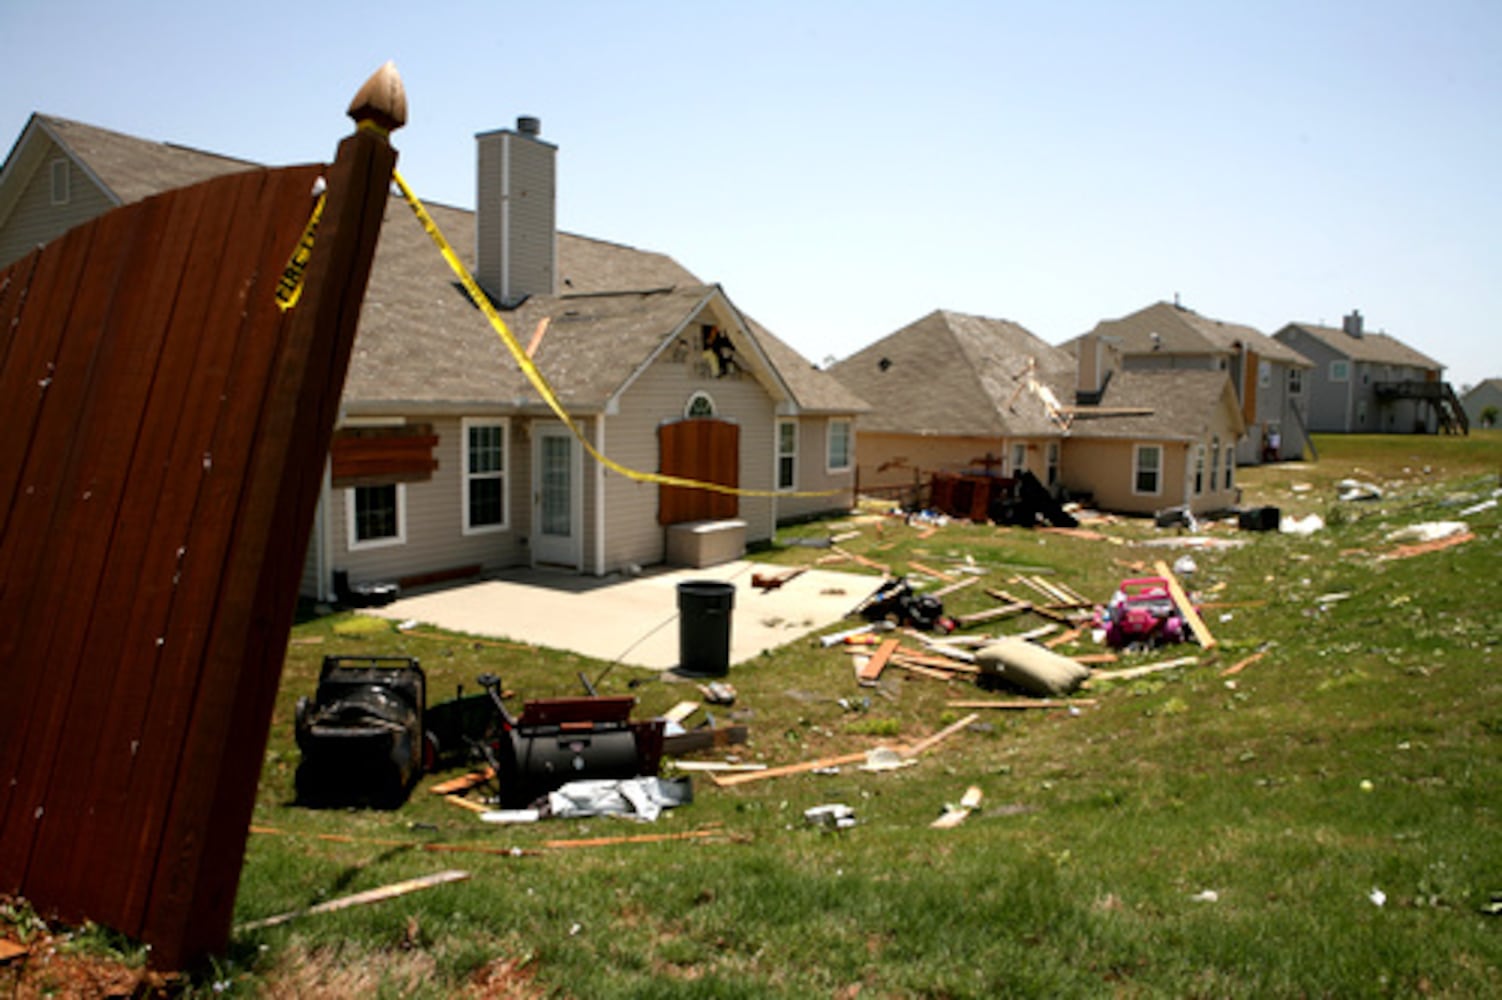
top-left (828, 312), bottom-right (1246, 518)
top-left (0, 114), bottom-right (867, 600)
top-left (828, 310), bottom-right (1075, 499)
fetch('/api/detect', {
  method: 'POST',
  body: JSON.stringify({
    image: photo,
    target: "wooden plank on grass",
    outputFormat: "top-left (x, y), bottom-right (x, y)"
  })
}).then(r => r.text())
top-left (1152, 560), bottom-right (1217, 649)
top-left (1219, 650), bottom-right (1268, 677)
top-left (903, 713), bottom-right (981, 757)
top-left (948, 698), bottom-right (1098, 710)
top-left (663, 701), bottom-right (700, 724)
top-left (236, 870), bottom-right (470, 932)
top-left (430, 767), bottom-right (495, 795)
top-left (830, 545), bottom-right (891, 574)
top-left (907, 560), bottom-right (957, 583)
top-left (858, 638), bottom-right (900, 684)
top-left (1086, 655), bottom-right (1199, 683)
top-left (890, 659), bottom-right (960, 681)
top-left (709, 750), bottom-right (873, 787)
top-left (954, 601), bottom-right (1030, 627)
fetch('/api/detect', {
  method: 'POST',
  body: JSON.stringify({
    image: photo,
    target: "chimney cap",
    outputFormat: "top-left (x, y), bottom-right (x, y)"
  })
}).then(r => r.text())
top-left (516, 115), bottom-right (541, 136)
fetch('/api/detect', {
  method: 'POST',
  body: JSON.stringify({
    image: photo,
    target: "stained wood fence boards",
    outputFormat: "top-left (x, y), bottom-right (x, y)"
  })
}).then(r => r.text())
top-left (0, 122), bottom-right (394, 969)
top-left (658, 417), bottom-right (739, 523)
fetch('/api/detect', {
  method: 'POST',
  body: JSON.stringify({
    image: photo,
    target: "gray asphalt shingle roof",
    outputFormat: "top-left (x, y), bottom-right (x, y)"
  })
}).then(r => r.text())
top-left (828, 310), bottom-right (1073, 437)
top-left (1277, 322), bottom-right (1443, 371)
top-left (21, 115), bottom-right (859, 414)
top-left (1079, 301), bottom-right (1312, 367)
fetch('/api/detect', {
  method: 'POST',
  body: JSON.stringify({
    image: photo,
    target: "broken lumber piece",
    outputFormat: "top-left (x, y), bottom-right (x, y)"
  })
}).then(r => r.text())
top-left (1219, 650), bottom-right (1268, 677)
top-left (1070, 652), bottom-right (1118, 665)
top-left (857, 638), bottom-right (901, 684)
top-left (831, 545), bottom-right (891, 574)
top-left (902, 713), bottom-right (981, 757)
top-left (662, 725), bottom-right (749, 755)
top-left (1044, 626), bottom-right (1085, 649)
top-left (429, 767), bottom-right (495, 795)
top-left (930, 576), bottom-right (979, 600)
top-left (954, 601), bottom-right (1030, 628)
top-left (907, 560), bottom-right (957, 583)
top-left (889, 659), bottom-right (960, 681)
top-left (236, 870), bottom-right (471, 932)
top-left (544, 828), bottom-right (725, 849)
top-left (663, 701), bottom-right (701, 724)
top-left (1084, 655), bottom-right (1200, 685)
top-left (1152, 560), bottom-right (1217, 649)
top-left (443, 794), bottom-right (489, 813)
top-left (708, 750), bottom-right (873, 787)
top-left (947, 698), bottom-right (1098, 710)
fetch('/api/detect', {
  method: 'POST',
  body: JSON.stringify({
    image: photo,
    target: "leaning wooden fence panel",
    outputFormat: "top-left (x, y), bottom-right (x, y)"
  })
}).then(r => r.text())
top-left (0, 73), bottom-right (401, 969)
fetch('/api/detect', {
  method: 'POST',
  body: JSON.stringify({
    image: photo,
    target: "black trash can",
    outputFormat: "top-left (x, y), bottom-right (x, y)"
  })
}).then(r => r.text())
top-left (677, 580), bottom-right (736, 677)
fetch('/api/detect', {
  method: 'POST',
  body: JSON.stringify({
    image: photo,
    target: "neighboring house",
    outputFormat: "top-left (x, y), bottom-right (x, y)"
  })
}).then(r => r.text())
top-left (1059, 334), bottom-right (1246, 515)
top-left (1459, 379), bottom-right (1502, 430)
top-left (0, 114), bottom-right (867, 600)
top-left (1272, 311), bottom-right (1465, 434)
top-left (827, 311), bottom-right (1245, 517)
top-left (826, 310), bottom-right (1076, 498)
top-left (1065, 300), bottom-right (1314, 465)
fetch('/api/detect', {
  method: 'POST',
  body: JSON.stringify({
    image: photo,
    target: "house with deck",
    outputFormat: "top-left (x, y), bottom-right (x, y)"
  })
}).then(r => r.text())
top-left (1272, 311), bottom-right (1464, 434)
top-left (0, 114), bottom-right (867, 600)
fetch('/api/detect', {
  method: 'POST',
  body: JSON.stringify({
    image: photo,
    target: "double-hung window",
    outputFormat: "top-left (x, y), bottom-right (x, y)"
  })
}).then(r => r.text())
top-left (463, 418), bottom-right (507, 533)
top-left (1133, 444), bottom-right (1162, 495)
top-left (827, 419), bottom-right (852, 473)
top-left (777, 420), bottom-right (797, 490)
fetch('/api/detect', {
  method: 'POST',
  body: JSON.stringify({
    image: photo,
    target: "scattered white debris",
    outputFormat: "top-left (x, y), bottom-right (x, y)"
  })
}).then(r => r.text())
top-left (1369, 887), bottom-right (1387, 908)
top-left (1459, 498), bottom-right (1497, 517)
top-left (1280, 513), bottom-right (1325, 536)
top-left (804, 803), bottom-right (857, 830)
top-left (1386, 521), bottom-right (1468, 544)
top-left (1191, 889), bottom-right (1219, 903)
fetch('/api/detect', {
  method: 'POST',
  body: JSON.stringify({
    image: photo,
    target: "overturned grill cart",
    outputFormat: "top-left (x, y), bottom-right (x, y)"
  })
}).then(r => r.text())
top-left (471, 673), bottom-right (665, 808)
top-left (294, 656), bottom-right (426, 809)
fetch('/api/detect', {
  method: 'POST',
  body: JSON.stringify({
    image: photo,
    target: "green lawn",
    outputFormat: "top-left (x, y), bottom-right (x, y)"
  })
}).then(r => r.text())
top-left (13, 432), bottom-right (1502, 997)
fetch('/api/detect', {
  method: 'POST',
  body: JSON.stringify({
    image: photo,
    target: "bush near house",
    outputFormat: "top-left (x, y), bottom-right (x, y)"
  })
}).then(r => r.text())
top-left (4, 433), bottom-right (1500, 997)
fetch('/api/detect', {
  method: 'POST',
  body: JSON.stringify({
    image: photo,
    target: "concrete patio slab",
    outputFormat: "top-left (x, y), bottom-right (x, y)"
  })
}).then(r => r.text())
top-left (360, 560), bottom-right (882, 670)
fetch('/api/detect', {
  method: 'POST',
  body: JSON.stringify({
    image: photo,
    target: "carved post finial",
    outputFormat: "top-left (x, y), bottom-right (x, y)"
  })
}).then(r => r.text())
top-left (348, 61), bottom-right (407, 134)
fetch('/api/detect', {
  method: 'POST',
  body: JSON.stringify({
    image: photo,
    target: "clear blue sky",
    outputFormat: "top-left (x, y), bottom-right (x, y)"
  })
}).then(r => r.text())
top-left (4, 0), bottom-right (1498, 389)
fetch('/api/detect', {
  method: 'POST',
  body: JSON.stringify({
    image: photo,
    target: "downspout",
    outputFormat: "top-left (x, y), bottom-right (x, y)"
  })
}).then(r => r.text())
top-left (594, 414), bottom-right (606, 576)
top-left (317, 459), bottom-right (333, 602)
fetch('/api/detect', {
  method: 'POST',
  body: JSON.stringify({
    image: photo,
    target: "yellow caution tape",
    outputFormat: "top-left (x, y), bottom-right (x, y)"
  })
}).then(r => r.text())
top-left (274, 189), bottom-right (326, 312)
top-left (391, 169), bottom-right (838, 499)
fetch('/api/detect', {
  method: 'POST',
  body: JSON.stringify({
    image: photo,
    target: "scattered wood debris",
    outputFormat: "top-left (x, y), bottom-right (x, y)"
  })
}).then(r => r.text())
top-left (947, 698), bottom-right (1097, 710)
top-left (237, 870), bottom-right (472, 932)
top-left (1084, 655), bottom-right (1200, 685)
top-left (1220, 650), bottom-right (1268, 677)
top-left (1152, 560), bottom-right (1217, 649)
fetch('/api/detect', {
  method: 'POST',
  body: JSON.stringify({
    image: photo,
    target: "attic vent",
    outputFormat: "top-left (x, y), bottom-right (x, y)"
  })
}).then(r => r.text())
top-left (878, 357), bottom-right (892, 372)
top-left (517, 115), bottom-right (541, 136)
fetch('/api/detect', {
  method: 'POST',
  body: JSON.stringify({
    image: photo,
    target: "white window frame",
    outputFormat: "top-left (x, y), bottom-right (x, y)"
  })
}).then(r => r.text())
top-left (776, 419), bottom-right (798, 491)
top-left (1210, 437), bottom-right (1222, 492)
top-left (1258, 360), bottom-right (1271, 389)
top-left (346, 482), bottom-right (406, 551)
top-left (1010, 442), bottom-right (1027, 477)
top-left (1223, 446), bottom-right (1235, 490)
top-left (1330, 360), bottom-right (1349, 383)
top-left (1193, 444), bottom-right (1206, 495)
top-left (826, 419), bottom-right (852, 473)
top-left (461, 417), bottom-right (509, 535)
top-left (50, 159), bottom-right (69, 205)
top-left (1132, 444), bottom-right (1163, 496)
top-left (1045, 442), bottom-right (1060, 488)
top-left (1288, 368), bottom-right (1304, 395)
